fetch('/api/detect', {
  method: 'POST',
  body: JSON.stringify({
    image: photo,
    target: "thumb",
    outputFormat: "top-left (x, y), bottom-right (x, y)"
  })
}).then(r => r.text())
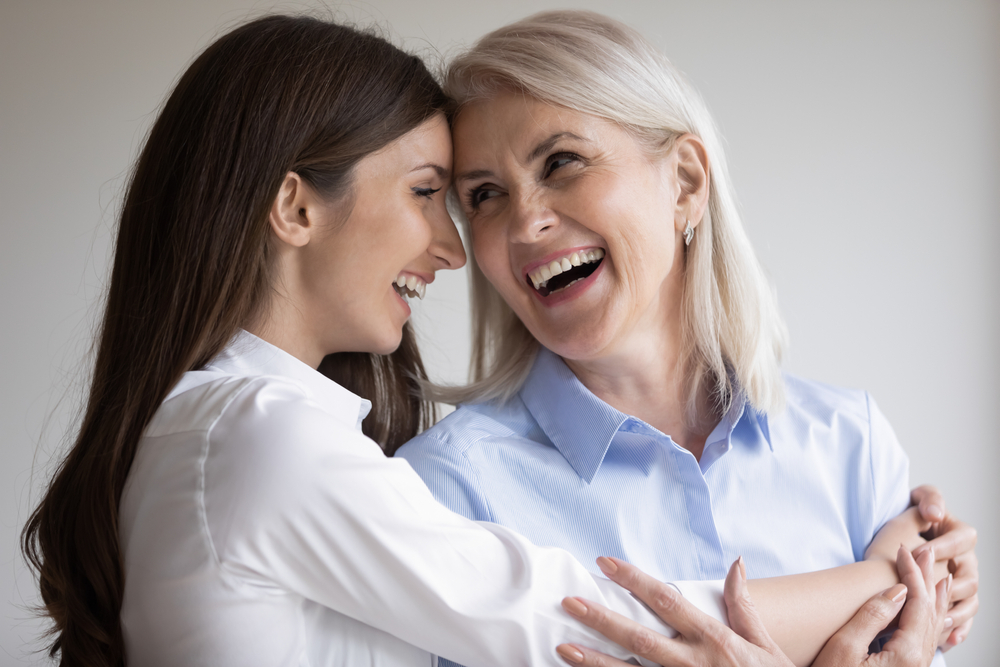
top-left (723, 556), bottom-right (773, 649)
top-left (815, 583), bottom-right (907, 666)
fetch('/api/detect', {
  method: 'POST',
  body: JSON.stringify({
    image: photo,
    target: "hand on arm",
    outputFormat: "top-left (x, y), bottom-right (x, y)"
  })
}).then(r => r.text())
top-left (813, 545), bottom-right (949, 667)
top-left (555, 557), bottom-right (794, 667)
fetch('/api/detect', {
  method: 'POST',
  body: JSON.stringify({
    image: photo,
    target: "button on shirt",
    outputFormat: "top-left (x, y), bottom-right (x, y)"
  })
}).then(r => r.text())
top-left (399, 347), bottom-right (933, 666)
top-left (119, 332), bottom-right (723, 667)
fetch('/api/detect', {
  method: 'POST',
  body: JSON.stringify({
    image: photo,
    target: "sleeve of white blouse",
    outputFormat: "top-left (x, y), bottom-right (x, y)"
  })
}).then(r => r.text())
top-left (205, 380), bottom-right (727, 667)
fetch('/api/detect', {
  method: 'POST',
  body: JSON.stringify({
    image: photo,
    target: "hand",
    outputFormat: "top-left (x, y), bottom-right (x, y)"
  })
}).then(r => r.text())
top-left (554, 556), bottom-right (795, 667)
top-left (814, 545), bottom-right (948, 667)
top-left (909, 485), bottom-right (978, 650)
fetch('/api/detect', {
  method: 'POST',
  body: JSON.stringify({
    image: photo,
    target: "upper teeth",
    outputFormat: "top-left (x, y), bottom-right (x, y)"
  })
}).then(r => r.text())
top-left (394, 273), bottom-right (426, 300)
top-left (528, 248), bottom-right (605, 290)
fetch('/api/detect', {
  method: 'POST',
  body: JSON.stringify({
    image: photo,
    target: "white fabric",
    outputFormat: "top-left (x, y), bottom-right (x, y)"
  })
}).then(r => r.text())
top-left (119, 331), bottom-right (726, 667)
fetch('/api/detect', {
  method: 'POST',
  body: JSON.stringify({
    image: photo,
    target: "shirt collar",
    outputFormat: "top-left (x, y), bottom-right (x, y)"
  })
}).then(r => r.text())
top-left (519, 347), bottom-right (630, 483)
top-left (518, 348), bottom-right (774, 482)
top-left (205, 330), bottom-right (372, 430)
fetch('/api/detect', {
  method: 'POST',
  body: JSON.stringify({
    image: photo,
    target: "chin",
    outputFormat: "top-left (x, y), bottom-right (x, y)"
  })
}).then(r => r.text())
top-left (368, 329), bottom-right (404, 356)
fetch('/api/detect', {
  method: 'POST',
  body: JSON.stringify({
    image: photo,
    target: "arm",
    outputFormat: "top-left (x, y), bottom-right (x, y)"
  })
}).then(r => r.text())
top-left (555, 548), bottom-right (947, 667)
top-left (212, 385), bottom-right (723, 667)
top-left (745, 506), bottom-right (947, 666)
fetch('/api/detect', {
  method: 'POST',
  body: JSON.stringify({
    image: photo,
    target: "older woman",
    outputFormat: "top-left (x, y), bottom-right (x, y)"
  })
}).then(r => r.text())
top-left (398, 10), bottom-right (978, 667)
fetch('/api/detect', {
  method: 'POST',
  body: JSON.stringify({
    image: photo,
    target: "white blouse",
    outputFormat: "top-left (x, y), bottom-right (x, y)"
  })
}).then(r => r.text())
top-left (119, 331), bottom-right (724, 666)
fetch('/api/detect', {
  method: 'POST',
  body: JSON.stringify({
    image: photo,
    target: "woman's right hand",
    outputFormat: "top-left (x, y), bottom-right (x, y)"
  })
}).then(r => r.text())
top-left (555, 556), bottom-right (795, 667)
top-left (814, 545), bottom-right (949, 667)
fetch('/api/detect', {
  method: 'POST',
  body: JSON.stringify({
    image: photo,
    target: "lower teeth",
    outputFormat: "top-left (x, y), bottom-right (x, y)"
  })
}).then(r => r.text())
top-left (394, 284), bottom-right (419, 300)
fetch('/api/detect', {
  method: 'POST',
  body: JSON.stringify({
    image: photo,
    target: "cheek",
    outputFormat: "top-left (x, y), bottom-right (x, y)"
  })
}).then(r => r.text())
top-left (471, 226), bottom-right (510, 287)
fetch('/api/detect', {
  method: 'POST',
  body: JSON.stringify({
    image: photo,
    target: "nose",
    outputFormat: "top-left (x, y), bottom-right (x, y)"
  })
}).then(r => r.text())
top-left (508, 189), bottom-right (558, 245)
top-left (428, 205), bottom-right (467, 270)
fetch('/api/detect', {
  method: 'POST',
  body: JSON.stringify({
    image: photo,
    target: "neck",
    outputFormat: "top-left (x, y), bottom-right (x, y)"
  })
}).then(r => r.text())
top-left (562, 294), bottom-right (717, 460)
top-left (246, 290), bottom-right (325, 370)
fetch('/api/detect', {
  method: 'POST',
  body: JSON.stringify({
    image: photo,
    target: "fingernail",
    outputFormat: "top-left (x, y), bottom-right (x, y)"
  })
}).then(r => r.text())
top-left (556, 645), bottom-right (585, 664)
top-left (562, 597), bottom-right (588, 618)
top-left (944, 617), bottom-right (954, 629)
top-left (886, 583), bottom-right (907, 603)
top-left (927, 504), bottom-right (943, 520)
top-left (596, 557), bottom-right (618, 576)
top-left (738, 555), bottom-right (747, 582)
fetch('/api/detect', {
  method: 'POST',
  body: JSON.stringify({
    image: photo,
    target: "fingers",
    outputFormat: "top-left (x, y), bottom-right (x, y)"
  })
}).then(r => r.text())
top-left (944, 595), bottom-right (978, 636)
top-left (945, 617), bottom-right (973, 649)
top-left (814, 583), bottom-right (907, 665)
top-left (913, 520), bottom-right (977, 562)
top-left (560, 596), bottom-right (692, 666)
top-left (947, 548), bottom-right (980, 602)
top-left (910, 484), bottom-right (946, 523)
top-left (722, 557), bottom-right (774, 650)
top-left (555, 643), bottom-right (634, 667)
top-left (886, 545), bottom-right (945, 664)
top-left (595, 557), bottom-right (710, 640)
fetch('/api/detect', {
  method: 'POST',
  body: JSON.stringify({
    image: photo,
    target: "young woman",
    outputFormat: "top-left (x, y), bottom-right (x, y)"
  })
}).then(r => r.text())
top-left (21, 12), bottom-right (965, 667)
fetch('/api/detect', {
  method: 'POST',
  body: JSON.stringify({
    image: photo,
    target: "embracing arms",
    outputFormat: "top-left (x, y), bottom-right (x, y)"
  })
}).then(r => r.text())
top-left (555, 486), bottom-right (978, 667)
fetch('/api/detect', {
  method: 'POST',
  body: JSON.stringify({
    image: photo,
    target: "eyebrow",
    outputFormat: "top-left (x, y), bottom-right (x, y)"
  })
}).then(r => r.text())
top-left (527, 132), bottom-right (588, 163)
top-left (454, 133), bottom-right (589, 185)
top-left (409, 163), bottom-right (449, 178)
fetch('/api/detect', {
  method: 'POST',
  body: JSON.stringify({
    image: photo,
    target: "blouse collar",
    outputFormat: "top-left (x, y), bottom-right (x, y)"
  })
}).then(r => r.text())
top-left (205, 330), bottom-right (372, 430)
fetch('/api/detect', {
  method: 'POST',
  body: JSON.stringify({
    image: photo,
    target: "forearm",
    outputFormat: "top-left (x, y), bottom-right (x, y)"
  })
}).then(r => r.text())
top-left (747, 560), bottom-right (896, 666)
top-left (747, 559), bottom-right (949, 667)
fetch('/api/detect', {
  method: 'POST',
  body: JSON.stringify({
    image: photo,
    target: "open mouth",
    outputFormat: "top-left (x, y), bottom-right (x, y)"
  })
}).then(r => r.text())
top-left (526, 249), bottom-right (604, 297)
top-left (392, 273), bottom-right (426, 300)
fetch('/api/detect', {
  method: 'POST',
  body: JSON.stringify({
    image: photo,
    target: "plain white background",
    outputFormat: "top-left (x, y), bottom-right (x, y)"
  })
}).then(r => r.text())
top-left (1, 1), bottom-right (996, 665)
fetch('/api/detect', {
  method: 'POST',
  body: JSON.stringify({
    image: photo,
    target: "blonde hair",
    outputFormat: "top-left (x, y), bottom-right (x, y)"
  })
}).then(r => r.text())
top-left (434, 10), bottom-right (787, 419)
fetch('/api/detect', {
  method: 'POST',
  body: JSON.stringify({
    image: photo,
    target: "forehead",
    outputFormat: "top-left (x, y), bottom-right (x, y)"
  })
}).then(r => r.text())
top-left (361, 114), bottom-right (453, 178)
top-left (454, 94), bottom-right (592, 152)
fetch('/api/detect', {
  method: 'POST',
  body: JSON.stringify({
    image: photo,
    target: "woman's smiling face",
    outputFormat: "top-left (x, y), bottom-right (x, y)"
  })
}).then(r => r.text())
top-left (282, 114), bottom-right (466, 361)
top-left (452, 92), bottom-right (702, 363)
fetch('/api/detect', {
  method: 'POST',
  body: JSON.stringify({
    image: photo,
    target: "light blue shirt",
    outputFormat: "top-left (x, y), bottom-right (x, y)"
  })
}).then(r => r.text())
top-left (399, 347), bottom-right (921, 665)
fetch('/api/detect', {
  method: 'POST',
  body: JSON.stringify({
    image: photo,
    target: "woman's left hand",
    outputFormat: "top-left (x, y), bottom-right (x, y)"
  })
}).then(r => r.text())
top-left (909, 485), bottom-right (979, 650)
top-left (555, 556), bottom-right (795, 667)
top-left (813, 545), bottom-right (948, 667)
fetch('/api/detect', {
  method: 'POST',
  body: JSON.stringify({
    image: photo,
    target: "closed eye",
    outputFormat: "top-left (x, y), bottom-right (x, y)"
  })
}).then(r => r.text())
top-left (412, 186), bottom-right (442, 199)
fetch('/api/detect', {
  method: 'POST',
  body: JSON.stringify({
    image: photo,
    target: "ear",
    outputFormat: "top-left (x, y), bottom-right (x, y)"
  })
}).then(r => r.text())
top-left (671, 134), bottom-right (711, 232)
top-left (269, 171), bottom-right (315, 248)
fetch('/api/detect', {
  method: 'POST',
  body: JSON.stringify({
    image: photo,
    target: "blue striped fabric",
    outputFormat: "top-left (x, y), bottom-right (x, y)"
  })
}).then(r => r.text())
top-left (398, 347), bottom-right (914, 667)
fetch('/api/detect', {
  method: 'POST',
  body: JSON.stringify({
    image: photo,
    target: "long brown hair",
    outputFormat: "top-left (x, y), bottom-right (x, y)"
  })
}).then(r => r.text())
top-left (22, 15), bottom-right (448, 666)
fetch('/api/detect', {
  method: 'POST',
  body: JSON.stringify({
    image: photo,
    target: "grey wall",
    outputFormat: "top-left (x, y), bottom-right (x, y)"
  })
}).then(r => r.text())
top-left (2, 1), bottom-right (996, 664)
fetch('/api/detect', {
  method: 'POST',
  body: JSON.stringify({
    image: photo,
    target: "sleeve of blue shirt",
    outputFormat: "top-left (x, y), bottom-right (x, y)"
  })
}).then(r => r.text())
top-left (866, 392), bottom-right (912, 541)
top-left (397, 433), bottom-right (496, 523)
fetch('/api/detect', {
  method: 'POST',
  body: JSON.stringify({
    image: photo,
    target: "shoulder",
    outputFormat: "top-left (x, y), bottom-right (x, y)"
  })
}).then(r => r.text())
top-left (154, 372), bottom-right (379, 487)
top-left (780, 373), bottom-right (872, 423)
top-left (401, 399), bottom-right (532, 458)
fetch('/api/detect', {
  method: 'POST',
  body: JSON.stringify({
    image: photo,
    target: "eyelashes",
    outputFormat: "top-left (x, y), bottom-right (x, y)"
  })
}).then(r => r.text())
top-left (412, 186), bottom-right (442, 199)
top-left (543, 152), bottom-right (580, 178)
